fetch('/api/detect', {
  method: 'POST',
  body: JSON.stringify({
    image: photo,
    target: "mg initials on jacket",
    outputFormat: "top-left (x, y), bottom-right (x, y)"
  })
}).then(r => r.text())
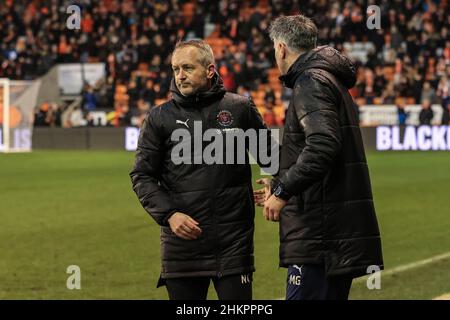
top-left (289, 275), bottom-right (301, 286)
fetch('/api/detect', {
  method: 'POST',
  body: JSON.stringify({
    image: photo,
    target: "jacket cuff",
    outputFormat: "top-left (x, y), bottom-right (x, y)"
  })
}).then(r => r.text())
top-left (272, 181), bottom-right (292, 201)
top-left (162, 209), bottom-right (178, 226)
top-left (277, 174), bottom-right (296, 199)
top-left (270, 177), bottom-right (280, 190)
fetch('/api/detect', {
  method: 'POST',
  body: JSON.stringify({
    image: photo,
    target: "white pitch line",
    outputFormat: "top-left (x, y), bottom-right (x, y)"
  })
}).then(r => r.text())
top-left (355, 251), bottom-right (450, 283)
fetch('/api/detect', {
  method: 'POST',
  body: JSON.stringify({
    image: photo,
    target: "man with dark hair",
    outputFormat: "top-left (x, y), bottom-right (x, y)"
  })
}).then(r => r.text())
top-left (130, 40), bottom-right (272, 300)
top-left (255, 15), bottom-right (384, 300)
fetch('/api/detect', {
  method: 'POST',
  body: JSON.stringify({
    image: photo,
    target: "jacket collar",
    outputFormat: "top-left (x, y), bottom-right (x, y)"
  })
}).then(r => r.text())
top-left (278, 47), bottom-right (325, 89)
top-left (279, 46), bottom-right (357, 89)
top-left (170, 72), bottom-right (226, 108)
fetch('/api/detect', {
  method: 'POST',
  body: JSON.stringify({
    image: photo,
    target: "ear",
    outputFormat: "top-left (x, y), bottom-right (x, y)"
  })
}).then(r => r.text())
top-left (279, 43), bottom-right (287, 59)
top-left (206, 64), bottom-right (215, 79)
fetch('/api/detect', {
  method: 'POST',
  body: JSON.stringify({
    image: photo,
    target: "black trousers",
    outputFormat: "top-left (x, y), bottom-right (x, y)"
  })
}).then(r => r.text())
top-left (165, 273), bottom-right (253, 300)
top-left (286, 264), bottom-right (353, 300)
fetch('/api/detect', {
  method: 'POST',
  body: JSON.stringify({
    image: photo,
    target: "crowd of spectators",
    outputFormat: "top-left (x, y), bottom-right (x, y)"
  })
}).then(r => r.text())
top-left (0, 0), bottom-right (449, 127)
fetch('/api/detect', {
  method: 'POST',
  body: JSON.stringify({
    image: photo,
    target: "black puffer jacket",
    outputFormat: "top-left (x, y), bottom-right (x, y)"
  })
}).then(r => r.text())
top-left (276, 46), bottom-right (383, 277)
top-left (130, 73), bottom-right (267, 280)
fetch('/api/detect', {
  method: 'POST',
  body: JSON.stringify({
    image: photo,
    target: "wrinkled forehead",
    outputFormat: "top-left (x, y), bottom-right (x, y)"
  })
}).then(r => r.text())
top-left (171, 46), bottom-right (202, 67)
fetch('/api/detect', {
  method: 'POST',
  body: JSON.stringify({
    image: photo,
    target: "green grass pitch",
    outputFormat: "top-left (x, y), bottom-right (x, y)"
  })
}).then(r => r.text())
top-left (0, 150), bottom-right (449, 299)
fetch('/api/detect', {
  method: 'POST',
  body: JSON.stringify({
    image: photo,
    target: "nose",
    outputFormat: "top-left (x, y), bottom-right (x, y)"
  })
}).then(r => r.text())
top-left (178, 69), bottom-right (187, 81)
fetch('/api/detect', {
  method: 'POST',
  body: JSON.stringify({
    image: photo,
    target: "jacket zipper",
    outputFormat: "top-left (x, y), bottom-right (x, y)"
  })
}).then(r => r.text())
top-left (198, 104), bottom-right (222, 278)
top-left (200, 104), bottom-right (223, 278)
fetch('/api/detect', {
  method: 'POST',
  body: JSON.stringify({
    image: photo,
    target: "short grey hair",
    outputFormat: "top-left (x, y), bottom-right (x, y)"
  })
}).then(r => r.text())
top-left (172, 39), bottom-right (215, 67)
top-left (269, 15), bottom-right (318, 52)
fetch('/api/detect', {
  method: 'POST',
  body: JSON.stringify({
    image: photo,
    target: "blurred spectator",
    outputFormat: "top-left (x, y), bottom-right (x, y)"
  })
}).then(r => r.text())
top-left (442, 103), bottom-right (450, 125)
top-left (118, 104), bottom-right (132, 126)
top-left (127, 80), bottom-right (139, 109)
top-left (153, 83), bottom-right (164, 100)
top-left (263, 107), bottom-right (277, 127)
top-left (437, 75), bottom-right (450, 111)
top-left (81, 85), bottom-right (97, 112)
top-left (419, 100), bottom-right (434, 125)
top-left (420, 81), bottom-right (438, 104)
top-left (396, 99), bottom-right (409, 126)
top-left (140, 79), bottom-right (156, 106)
top-left (381, 82), bottom-right (396, 104)
top-left (34, 103), bottom-right (50, 127)
top-left (237, 85), bottom-right (251, 98)
top-left (86, 112), bottom-right (95, 127)
top-left (33, 102), bottom-right (62, 127)
top-left (264, 86), bottom-right (276, 106)
top-left (97, 76), bottom-right (115, 108)
top-left (373, 66), bottom-right (387, 96)
top-left (133, 98), bottom-right (151, 127)
top-left (49, 103), bottom-right (62, 127)
top-left (219, 65), bottom-right (236, 92)
top-left (254, 51), bottom-right (271, 84)
top-left (159, 71), bottom-right (171, 96)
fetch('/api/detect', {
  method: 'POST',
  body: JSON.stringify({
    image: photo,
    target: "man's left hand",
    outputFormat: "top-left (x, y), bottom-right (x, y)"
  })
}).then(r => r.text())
top-left (254, 178), bottom-right (271, 207)
top-left (263, 194), bottom-right (287, 222)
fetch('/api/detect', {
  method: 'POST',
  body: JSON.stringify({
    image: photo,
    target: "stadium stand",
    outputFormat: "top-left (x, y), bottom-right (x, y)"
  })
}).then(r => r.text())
top-left (0, 0), bottom-right (449, 127)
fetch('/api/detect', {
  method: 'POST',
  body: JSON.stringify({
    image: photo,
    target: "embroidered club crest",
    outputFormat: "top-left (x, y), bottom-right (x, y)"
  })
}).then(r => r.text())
top-left (216, 110), bottom-right (233, 127)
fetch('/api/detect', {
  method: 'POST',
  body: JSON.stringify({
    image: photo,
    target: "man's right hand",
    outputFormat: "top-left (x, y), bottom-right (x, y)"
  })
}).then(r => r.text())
top-left (168, 212), bottom-right (202, 240)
